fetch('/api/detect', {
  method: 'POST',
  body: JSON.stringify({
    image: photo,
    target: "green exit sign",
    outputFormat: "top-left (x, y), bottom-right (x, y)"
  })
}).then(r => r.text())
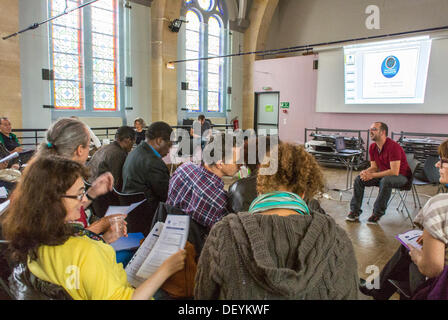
top-left (280, 102), bottom-right (290, 109)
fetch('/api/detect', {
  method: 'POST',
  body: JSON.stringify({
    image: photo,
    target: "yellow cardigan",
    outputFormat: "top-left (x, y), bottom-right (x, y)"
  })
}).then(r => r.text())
top-left (28, 236), bottom-right (135, 300)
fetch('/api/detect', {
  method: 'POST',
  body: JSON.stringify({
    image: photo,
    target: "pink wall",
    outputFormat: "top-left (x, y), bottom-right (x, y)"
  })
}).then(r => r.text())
top-left (254, 55), bottom-right (448, 144)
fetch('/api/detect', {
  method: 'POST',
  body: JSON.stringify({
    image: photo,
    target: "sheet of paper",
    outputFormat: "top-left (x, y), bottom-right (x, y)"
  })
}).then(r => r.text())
top-left (136, 215), bottom-right (189, 279)
top-left (110, 232), bottom-right (145, 252)
top-left (0, 152), bottom-right (19, 164)
top-left (396, 229), bottom-right (423, 250)
top-left (0, 200), bottom-right (10, 216)
top-left (125, 222), bottom-right (164, 288)
top-left (104, 199), bottom-right (146, 217)
top-left (0, 187), bottom-right (7, 198)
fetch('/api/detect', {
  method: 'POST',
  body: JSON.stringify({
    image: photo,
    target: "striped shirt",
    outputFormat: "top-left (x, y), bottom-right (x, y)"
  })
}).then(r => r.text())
top-left (414, 193), bottom-right (448, 264)
top-left (167, 162), bottom-right (229, 228)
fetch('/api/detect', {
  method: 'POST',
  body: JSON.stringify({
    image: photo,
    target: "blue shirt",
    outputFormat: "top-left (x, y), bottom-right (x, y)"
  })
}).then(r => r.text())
top-left (148, 144), bottom-right (161, 158)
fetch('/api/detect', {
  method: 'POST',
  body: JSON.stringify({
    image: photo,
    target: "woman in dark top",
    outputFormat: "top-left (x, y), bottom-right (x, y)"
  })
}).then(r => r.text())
top-left (134, 118), bottom-right (147, 145)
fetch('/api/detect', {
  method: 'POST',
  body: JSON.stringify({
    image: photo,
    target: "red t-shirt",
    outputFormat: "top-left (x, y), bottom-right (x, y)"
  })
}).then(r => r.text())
top-left (369, 138), bottom-right (411, 179)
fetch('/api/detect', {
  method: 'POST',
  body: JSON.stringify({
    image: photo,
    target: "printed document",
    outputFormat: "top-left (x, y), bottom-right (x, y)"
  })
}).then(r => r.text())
top-left (136, 215), bottom-right (189, 279)
top-left (125, 222), bottom-right (164, 288)
top-left (396, 229), bottom-right (423, 250)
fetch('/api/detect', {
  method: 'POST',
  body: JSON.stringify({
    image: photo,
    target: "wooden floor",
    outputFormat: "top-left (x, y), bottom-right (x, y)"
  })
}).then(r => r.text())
top-left (224, 166), bottom-right (440, 300)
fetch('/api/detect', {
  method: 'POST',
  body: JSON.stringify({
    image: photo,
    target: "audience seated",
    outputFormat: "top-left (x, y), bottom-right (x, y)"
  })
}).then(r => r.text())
top-left (37, 117), bottom-right (123, 244)
top-left (194, 142), bottom-right (359, 300)
top-left (1, 156), bottom-right (186, 300)
top-left (122, 121), bottom-right (173, 232)
top-left (134, 117), bottom-right (147, 146)
top-left (0, 117), bottom-right (23, 153)
top-left (0, 142), bottom-right (20, 193)
top-left (360, 139), bottom-right (448, 300)
top-left (167, 133), bottom-right (240, 229)
top-left (87, 126), bottom-right (135, 191)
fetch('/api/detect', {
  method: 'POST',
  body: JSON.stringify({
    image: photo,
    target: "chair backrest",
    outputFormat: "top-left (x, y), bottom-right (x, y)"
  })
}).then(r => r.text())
top-left (408, 157), bottom-right (420, 176)
top-left (423, 155), bottom-right (441, 184)
top-left (91, 191), bottom-right (120, 218)
top-left (113, 188), bottom-right (155, 236)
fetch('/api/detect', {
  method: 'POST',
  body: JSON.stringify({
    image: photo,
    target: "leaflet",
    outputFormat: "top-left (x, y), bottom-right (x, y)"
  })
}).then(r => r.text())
top-left (136, 215), bottom-right (189, 279)
top-left (104, 199), bottom-right (146, 217)
top-left (125, 222), bottom-right (164, 288)
top-left (0, 152), bottom-right (19, 164)
top-left (396, 229), bottom-right (423, 250)
top-left (0, 187), bottom-right (7, 198)
top-left (0, 200), bottom-right (10, 216)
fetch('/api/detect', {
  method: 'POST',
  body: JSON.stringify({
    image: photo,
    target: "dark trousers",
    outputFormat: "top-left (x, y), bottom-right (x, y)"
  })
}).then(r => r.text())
top-left (350, 174), bottom-right (409, 216)
top-left (370, 245), bottom-right (426, 300)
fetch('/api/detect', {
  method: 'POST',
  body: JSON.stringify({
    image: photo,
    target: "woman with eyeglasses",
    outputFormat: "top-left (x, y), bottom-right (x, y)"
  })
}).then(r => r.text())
top-left (360, 140), bottom-right (448, 300)
top-left (1, 156), bottom-right (186, 300)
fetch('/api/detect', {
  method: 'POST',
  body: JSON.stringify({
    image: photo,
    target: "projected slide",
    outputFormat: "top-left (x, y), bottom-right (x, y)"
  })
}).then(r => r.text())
top-left (344, 37), bottom-right (432, 104)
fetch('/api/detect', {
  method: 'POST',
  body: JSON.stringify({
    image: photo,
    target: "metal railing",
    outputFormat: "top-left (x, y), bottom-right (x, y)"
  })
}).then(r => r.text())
top-left (12, 124), bottom-right (234, 149)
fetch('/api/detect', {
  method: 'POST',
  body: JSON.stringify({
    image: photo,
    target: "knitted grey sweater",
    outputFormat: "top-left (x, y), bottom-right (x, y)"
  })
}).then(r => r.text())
top-left (194, 212), bottom-right (359, 300)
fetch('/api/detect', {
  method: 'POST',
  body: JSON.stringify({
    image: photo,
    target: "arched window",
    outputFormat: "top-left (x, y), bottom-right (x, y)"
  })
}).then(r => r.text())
top-left (180, 0), bottom-right (228, 117)
top-left (49, 0), bottom-right (121, 114)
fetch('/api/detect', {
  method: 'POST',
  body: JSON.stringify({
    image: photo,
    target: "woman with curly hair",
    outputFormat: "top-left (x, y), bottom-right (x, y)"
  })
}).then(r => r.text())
top-left (195, 142), bottom-right (359, 300)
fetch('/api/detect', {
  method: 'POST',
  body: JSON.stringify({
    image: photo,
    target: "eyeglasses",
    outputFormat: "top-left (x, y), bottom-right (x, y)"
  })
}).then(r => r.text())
top-left (370, 128), bottom-right (379, 132)
top-left (61, 189), bottom-right (86, 201)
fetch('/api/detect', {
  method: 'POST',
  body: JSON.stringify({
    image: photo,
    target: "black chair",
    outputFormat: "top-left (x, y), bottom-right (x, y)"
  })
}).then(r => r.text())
top-left (114, 188), bottom-right (156, 237)
top-left (90, 191), bottom-right (120, 218)
top-left (413, 155), bottom-right (443, 208)
top-left (0, 240), bottom-right (13, 300)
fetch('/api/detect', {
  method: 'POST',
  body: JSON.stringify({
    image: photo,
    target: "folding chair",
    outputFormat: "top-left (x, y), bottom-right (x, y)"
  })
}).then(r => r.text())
top-left (412, 155), bottom-right (441, 208)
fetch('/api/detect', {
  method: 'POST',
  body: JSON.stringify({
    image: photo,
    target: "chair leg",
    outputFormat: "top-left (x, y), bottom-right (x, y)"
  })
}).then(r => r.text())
top-left (397, 191), bottom-right (415, 228)
top-left (367, 187), bottom-right (374, 205)
top-left (410, 184), bottom-right (417, 208)
top-left (413, 185), bottom-right (422, 209)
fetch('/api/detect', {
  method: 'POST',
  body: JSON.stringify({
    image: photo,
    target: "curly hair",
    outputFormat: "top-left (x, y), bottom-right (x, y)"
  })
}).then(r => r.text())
top-left (256, 142), bottom-right (325, 201)
top-left (1, 156), bottom-right (89, 263)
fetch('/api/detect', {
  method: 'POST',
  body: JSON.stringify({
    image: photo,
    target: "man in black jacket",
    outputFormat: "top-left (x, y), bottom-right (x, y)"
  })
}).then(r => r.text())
top-left (121, 121), bottom-right (173, 234)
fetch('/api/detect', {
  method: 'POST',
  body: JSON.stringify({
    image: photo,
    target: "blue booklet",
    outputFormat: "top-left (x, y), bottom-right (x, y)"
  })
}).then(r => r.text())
top-left (111, 232), bottom-right (145, 252)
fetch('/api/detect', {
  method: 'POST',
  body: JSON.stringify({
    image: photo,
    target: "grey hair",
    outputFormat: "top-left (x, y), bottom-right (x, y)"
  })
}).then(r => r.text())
top-left (38, 118), bottom-right (90, 158)
top-left (134, 117), bottom-right (146, 127)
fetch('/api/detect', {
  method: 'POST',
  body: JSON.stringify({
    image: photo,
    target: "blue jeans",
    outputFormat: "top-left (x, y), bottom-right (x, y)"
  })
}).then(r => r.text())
top-left (350, 174), bottom-right (409, 216)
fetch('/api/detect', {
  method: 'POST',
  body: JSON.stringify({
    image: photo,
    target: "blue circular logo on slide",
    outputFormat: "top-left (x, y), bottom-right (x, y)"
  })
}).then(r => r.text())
top-left (381, 56), bottom-right (400, 78)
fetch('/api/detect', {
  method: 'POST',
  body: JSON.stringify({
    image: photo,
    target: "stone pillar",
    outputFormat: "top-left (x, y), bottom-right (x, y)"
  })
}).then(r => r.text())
top-left (0, 0), bottom-right (22, 128)
top-left (242, 0), bottom-right (278, 129)
top-left (151, 0), bottom-right (181, 125)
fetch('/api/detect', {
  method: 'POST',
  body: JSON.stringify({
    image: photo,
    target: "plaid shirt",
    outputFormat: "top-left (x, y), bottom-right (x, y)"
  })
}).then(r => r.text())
top-left (167, 162), bottom-right (229, 228)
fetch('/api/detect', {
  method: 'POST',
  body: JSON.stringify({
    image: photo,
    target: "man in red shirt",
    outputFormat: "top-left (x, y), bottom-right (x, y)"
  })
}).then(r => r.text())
top-left (346, 122), bottom-right (412, 224)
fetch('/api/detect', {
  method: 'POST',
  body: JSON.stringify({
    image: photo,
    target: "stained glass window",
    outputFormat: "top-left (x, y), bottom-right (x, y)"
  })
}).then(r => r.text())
top-left (182, 0), bottom-right (227, 114)
top-left (207, 16), bottom-right (221, 112)
top-left (91, 0), bottom-right (118, 110)
top-left (198, 0), bottom-right (214, 11)
top-left (185, 10), bottom-right (200, 111)
top-left (50, 0), bottom-right (119, 111)
top-left (50, 0), bottom-right (82, 109)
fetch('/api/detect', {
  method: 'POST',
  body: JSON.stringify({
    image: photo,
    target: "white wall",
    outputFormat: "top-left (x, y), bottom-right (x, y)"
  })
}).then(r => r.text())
top-left (19, 0), bottom-right (151, 130)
